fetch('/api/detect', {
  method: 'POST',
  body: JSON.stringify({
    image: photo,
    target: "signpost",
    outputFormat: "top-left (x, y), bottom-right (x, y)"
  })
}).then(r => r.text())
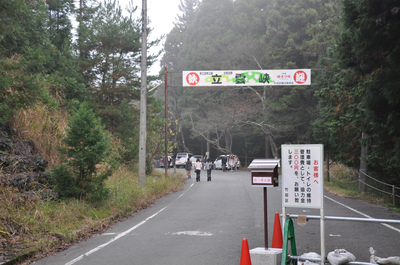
top-left (281, 144), bottom-right (325, 265)
top-left (248, 159), bottom-right (280, 249)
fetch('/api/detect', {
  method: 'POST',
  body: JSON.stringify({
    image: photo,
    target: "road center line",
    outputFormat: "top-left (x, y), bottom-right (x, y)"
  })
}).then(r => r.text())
top-left (324, 195), bottom-right (400, 233)
top-left (65, 183), bottom-right (195, 265)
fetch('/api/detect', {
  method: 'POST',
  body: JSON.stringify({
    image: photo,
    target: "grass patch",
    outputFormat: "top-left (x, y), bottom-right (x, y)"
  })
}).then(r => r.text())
top-left (1, 98), bottom-right (185, 263)
top-left (325, 161), bottom-right (359, 197)
top-left (324, 162), bottom-right (399, 208)
top-left (0, 168), bottom-right (186, 263)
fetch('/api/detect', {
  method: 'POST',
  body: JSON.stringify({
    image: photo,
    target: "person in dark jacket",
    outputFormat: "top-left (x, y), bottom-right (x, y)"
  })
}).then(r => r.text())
top-left (205, 159), bottom-right (213, 181)
top-left (221, 155), bottom-right (227, 172)
top-left (185, 159), bottom-right (192, 178)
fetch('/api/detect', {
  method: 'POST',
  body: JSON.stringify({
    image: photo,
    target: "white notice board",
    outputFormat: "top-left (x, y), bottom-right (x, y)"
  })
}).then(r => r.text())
top-left (281, 144), bottom-right (324, 208)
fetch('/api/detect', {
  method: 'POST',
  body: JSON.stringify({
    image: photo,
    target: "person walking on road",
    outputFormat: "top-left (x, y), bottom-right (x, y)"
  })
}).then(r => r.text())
top-left (194, 159), bottom-right (202, 182)
top-left (229, 155), bottom-right (235, 171)
top-left (185, 159), bottom-right (192, 179)
top-left (234, 155), bottom-right (239, 171)
top-left (222, 155), bottom-right (227, 172)
top-left (205, 159), bottom-right (213, 181)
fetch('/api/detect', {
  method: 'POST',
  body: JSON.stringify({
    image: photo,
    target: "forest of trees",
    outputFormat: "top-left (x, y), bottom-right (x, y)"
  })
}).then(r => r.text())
top-left (160, 0), bottom-right (343, 161)
top-left (1, 0), bottom-right (399, 190)
top-left (160, 0), bottom-right (400, 186)
top-left (0, 0), bottom-right (166, 198)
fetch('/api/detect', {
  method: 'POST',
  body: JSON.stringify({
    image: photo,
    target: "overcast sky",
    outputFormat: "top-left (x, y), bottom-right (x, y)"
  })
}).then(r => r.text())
top-left (119, 0), bottom-right (182, 74)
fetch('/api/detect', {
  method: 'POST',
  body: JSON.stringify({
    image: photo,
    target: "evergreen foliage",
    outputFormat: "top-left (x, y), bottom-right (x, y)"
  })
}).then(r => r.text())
top-left (161, 0), bottom-right (341, 158)
top-left (1, 0), bottom-right (164, 197)
top-left (52, 102), bottom-right (111, 201)
top-left (1, 0), bottom-right (399, 188)
top-left (0, 0), bottom-right (49, 123)
top-left (314, 0), bottom-right (400, 185)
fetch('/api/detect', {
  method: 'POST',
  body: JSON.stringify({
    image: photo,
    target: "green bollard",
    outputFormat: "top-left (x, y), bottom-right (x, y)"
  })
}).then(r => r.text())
top-left (281, 218), bottom-right (298, 265)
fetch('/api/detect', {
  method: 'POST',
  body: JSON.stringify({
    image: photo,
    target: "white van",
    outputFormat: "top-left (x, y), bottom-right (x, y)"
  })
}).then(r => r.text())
top-left (175, 153), bottom-right (193, 168)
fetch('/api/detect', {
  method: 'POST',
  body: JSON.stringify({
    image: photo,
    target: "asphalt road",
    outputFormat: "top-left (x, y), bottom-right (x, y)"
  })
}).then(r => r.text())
top-left (33, 168), bottom-right (400, 265)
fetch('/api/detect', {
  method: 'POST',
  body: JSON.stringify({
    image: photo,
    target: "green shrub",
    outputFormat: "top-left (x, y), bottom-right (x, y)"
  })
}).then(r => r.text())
top-left (52, 102), bottom-right (111, 201)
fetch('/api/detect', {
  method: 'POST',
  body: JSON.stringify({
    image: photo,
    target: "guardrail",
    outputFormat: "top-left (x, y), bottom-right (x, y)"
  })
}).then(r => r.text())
top-left (327, 169), bottom-right (399, 207)
top-left (285, 214), bottom-right (400, 224)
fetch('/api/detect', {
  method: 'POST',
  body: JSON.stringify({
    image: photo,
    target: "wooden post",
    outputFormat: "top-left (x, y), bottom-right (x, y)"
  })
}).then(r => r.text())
top-left (358, 132), bottom-right (368, 193)
top-left (264, 187), bottom-right (268, 249)
top-left (326, 154), bottom-right (330, 182)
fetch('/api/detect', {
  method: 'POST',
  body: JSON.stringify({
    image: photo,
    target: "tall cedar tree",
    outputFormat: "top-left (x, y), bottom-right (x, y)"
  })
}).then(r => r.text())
top-left (159, 0), bottom-right (200, 153)
top-left (259, 0), bottom-right (341, 149)
top-left (315, 0), bottom-right (400, 185)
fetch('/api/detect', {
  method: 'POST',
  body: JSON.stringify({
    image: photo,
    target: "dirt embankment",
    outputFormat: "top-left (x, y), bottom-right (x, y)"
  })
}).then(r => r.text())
top-left (0, 124), bottom-right (50, 264)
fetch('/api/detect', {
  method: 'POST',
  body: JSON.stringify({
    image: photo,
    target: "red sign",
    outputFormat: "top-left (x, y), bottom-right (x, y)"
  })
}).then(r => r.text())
top-left (185, 72), bottom-right (200, 86)
top-left (294, 70), bottom-right (308, 84)
top-left (253, 176), bottom-right (273, 185)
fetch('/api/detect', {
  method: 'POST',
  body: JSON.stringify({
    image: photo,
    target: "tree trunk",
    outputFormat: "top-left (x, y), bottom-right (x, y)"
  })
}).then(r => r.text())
top-left (265, 134), bottom-right (272, 158)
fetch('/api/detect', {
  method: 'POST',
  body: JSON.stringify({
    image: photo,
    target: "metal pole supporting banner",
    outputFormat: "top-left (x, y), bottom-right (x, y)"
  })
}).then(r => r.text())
top-left (138, 0), bottom-right (147, 186)
top-left (164, 67), bottom-right (168, 179)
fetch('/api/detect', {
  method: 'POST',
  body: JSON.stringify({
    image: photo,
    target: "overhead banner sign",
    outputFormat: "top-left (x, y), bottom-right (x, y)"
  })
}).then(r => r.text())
top-left (182, 69), bottom-right (311, 87)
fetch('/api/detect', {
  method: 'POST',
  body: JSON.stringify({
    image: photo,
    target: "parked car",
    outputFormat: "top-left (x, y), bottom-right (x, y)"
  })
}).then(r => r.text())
top-left (153, 156), bottom-right (162, 168)
top-left (156, 155), bottom-right (173, 168)
top-left (190, 155), bottom-right (205, 163)
top-left (175, 153), bottom-right (193, 168)
top-left (214, 154), bottom-right (241, 170)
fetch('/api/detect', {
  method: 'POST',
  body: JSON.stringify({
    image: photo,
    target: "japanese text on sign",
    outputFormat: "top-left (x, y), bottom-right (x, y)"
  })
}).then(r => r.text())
top-left (182, 69), bottom-right (311, 87)
top-left (281, 144), bottom-right (323, 208)
top-left (253, 177), bottom-right (272, 185)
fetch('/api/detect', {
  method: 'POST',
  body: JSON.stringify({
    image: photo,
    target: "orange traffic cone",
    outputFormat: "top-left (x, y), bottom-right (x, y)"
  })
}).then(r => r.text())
top-left (271, 212), bottom-right (283, 248)
top-left (240, 238), bottom-right (252, 265)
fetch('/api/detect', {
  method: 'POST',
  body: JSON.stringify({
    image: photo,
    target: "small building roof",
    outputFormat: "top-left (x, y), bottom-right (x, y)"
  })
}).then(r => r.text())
top-left (248, 159), bottom-right (280, 170)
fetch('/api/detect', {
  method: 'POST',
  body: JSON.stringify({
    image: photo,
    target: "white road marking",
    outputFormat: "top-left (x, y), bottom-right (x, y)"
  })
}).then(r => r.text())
top-left (65, 183), bottom-right (195, 265)
top-left (325, 195), bottom-right (400, 233)
top-left (170, 231), bottom-right (213, 236)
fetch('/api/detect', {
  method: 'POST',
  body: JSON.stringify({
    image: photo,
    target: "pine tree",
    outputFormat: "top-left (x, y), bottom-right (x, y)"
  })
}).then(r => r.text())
top-left (160, 0), bottom-right (199, 71)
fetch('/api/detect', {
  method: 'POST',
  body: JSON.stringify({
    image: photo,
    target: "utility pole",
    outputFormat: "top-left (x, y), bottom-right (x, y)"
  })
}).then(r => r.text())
top-left (138, 0), bottom-right (147, 186)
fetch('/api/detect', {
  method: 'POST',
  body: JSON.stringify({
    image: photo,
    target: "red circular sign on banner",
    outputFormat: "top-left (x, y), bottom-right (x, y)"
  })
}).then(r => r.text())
top-left (294, 70), bottom-right (307, 84)
top-left (186, 72), bottom-right (200, 86)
